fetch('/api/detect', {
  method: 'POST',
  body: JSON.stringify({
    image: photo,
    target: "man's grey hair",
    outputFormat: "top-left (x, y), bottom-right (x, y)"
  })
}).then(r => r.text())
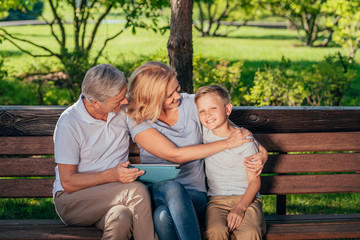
top-left (81, 64), bottom-right (126, 103)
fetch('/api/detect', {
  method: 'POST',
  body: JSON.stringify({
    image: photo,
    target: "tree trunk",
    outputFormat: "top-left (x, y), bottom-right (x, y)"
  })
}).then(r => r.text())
top-left (168, 0), bottom-right (193, 93)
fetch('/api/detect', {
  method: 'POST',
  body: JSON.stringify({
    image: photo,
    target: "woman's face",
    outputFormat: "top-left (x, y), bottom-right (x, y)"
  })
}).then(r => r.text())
top-left (163, 77), bottom-right (181, 110)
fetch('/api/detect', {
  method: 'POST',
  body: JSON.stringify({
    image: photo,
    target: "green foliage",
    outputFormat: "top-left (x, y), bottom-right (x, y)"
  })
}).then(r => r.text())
top-left (302, 53), bottom-right (357, 106)
top-left (259, 0), bottom-right (334, 47)
top-left (0, 0), bottom-right (36, 19)
top-left (246, 54), bottom-right (357, 106)
top-left (324, 0), bottom-right (360, 63)
top-left (193, 55), bottom-right (246, 105)
top-left (0, 198), bottom-right (58, 219)
top-left (245, 57), bottom-right (307, 106)
top-left (2, 0), bottom-right (43, 21)
top-left (0, 0), bottom-right (169, 102)
top-left (193, 0), bottom-right (258, 37)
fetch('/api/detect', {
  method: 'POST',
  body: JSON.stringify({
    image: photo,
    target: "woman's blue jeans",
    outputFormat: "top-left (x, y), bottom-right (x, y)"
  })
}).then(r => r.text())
top-left (150, 180), bottom-right (208, 240)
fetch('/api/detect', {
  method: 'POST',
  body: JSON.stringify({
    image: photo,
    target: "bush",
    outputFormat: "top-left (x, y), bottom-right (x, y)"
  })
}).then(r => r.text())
top-left (3, 1), bottom-right (44, 21)
top-left (245, 57), bottom-right (308, 106)
top-left (302, 54), bottom-right (357, 106)
top-left (193, 56), bottom-right (246, 106)
top-left (246, 55), bottom-right (357, 106)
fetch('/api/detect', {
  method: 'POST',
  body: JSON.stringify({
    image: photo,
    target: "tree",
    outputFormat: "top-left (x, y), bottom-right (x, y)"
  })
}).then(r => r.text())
top-left (168, 0), bottom-right (193, 93)
top-left (259, 0), bottom-right (336, 47)
top-left (325, 0), bottom-right (360, 63)
top-left (0, 0), bottom-right (167, 101)
top-left (193, 0), bottom-right (256, 37)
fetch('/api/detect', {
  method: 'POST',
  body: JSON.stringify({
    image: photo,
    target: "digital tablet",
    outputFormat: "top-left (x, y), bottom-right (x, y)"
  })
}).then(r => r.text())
top-left (129, 164), bottom-right (181, 184)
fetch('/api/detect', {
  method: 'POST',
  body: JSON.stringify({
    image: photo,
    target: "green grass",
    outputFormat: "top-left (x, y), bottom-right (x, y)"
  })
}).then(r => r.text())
top-left (2, 23), bottom-right (359, 75)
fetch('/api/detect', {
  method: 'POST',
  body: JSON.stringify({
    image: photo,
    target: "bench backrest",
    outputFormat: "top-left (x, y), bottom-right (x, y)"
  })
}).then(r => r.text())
top-left (1, 106), bottom-right (360, 214)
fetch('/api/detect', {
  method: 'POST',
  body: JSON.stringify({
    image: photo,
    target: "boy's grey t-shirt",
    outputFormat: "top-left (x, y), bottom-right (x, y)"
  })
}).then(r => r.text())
top-left (127, 93), bottom-right (206, 193)
top-left (203, 127), bottom-right (261, 197)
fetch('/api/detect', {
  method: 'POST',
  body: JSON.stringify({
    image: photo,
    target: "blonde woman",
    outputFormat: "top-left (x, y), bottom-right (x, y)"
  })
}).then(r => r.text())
top-left (126, 61), bottom-right (268, 240)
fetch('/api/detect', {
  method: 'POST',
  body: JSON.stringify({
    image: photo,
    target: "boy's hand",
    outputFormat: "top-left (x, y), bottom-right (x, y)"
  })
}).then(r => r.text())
top-left (227, 206), bottom-right (245, 232)
top-left (226, 127), bottom-right (253, 149)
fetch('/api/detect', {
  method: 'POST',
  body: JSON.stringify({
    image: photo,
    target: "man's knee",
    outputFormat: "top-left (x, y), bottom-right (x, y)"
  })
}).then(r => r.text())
top-left (101, 205), bottom-right (133, 240)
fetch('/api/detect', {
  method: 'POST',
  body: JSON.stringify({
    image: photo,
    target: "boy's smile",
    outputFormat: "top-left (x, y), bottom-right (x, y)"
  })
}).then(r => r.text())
top-left (196, 93), bottom-right (232, 134)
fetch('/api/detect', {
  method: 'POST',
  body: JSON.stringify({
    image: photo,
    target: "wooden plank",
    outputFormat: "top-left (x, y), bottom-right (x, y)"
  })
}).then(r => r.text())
top-left (265, 221), bottom-right (360, 240)
top-left (263, 153), bottom-right (360, 174)
top-left (0, 106), bottom-right (66, 136)
top-left (0, 137), bottom-right (140, 156)
top-left (230, 106), bottom-right (360, 133)
top-left (0, 225), bottom-right (102, 239)
top-left (0, 158), bottom-right (55, 177)
top-left (255, 132), bottom-right (360, 152)
top-left (2, 106), bottom-right (360, 136)
top-left (260, 174), bottom-right (360, 195)
top-left (0, 137), bottom-right (54, 155)
top-left (2, 174), bottom-right (359, 198)
top-left (265, 213), bottom-right (360, 224)
top-left (0, 157), bottom-right (140, 177)
top-left (0, 179), bottom-right (53, 198)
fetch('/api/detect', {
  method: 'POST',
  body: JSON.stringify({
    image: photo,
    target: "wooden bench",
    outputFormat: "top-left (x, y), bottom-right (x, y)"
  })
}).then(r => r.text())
top-left (1, 105), bottom-right (360, 239)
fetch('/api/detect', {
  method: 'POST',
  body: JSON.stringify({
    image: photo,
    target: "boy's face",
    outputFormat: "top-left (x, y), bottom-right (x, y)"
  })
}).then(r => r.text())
top-left (196, 93), bottom-right (232, 130)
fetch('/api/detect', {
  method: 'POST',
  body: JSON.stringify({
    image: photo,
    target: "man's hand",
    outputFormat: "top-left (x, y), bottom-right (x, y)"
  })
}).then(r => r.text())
top-left (113, 161), bottom-right (145, 183)
top-left (227, 205), bottom-right (245, 232)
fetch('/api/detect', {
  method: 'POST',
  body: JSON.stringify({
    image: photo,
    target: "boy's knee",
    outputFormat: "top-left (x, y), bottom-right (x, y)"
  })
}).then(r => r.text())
top-left (206, 223), bottom-right (228, 240)
top-left (234, 225), bottom-right (262, 240)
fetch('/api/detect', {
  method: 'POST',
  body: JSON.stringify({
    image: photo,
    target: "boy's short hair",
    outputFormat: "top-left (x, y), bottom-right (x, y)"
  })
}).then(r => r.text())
top-left (195, 84), bottom-right (230, 105)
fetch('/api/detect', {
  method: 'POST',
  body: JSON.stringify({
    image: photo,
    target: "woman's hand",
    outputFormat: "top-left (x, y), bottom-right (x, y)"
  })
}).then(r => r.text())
top-left (226, 127), bottom-right (253, 149)
top-left (244, 145), bottom-right (268, 175)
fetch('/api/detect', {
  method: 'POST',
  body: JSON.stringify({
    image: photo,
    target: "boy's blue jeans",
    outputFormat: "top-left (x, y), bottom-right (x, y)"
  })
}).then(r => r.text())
top-left (150, 180), bottom-right (208, 240)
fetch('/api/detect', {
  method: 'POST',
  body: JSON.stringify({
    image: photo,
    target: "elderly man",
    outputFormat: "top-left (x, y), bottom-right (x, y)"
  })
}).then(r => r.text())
top-left (53, 64), bottom-right (157, 240)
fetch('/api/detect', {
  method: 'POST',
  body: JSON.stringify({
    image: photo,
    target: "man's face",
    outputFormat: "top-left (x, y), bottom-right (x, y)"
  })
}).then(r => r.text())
top-left (99, 86), bottom-right (128, 113)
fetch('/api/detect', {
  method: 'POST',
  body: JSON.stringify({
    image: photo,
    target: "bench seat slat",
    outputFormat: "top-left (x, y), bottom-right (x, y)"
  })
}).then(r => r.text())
top-left (0, 225), bottom-right (102, 240)
top-left (263, 153), bottom-right (360, 173)
top-left (261, 174), bottom-right (360, 195)
top-left (255, 132), bottom-right (360, 152)
top-left (0, 156), bottom-right (140, 177)
top-left (2, 174), bottom-right (360, 198)
top-left (1, 152), bottom-right (358, 177)
top-left (0, 137), bottom-right (54, 155)
top-left (0, 179), bottom-right (54, 198)
top-left (0, 137), bottom-right (140, 156)
top-left (265, 221), bottom-right (360, 240)
top-left (0, 158), bottom-right (55, 177)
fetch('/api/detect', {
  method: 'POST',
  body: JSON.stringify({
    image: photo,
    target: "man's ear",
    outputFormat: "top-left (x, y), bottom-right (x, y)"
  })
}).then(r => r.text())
top-left (225, 103), bottom-right (233, 116)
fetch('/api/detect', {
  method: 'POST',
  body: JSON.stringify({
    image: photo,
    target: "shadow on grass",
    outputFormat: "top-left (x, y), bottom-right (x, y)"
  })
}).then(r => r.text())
top-left (1, 50), bottom-right (23, 57)
top-left (227, 34), bottom-right (299, 40)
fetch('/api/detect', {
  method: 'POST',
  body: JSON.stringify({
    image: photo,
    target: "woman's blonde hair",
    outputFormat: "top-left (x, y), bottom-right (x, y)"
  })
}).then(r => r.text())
top-left (127, 61), bottom-right (177, 125)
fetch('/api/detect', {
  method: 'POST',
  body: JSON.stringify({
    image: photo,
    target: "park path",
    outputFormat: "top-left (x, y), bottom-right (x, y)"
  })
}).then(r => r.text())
top-left (0, 19), bottom-right (288, 28)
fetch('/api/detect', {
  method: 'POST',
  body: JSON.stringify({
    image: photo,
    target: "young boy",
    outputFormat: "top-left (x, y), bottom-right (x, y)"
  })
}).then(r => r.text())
top-left (195, 85), bottom-right (266, 240)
